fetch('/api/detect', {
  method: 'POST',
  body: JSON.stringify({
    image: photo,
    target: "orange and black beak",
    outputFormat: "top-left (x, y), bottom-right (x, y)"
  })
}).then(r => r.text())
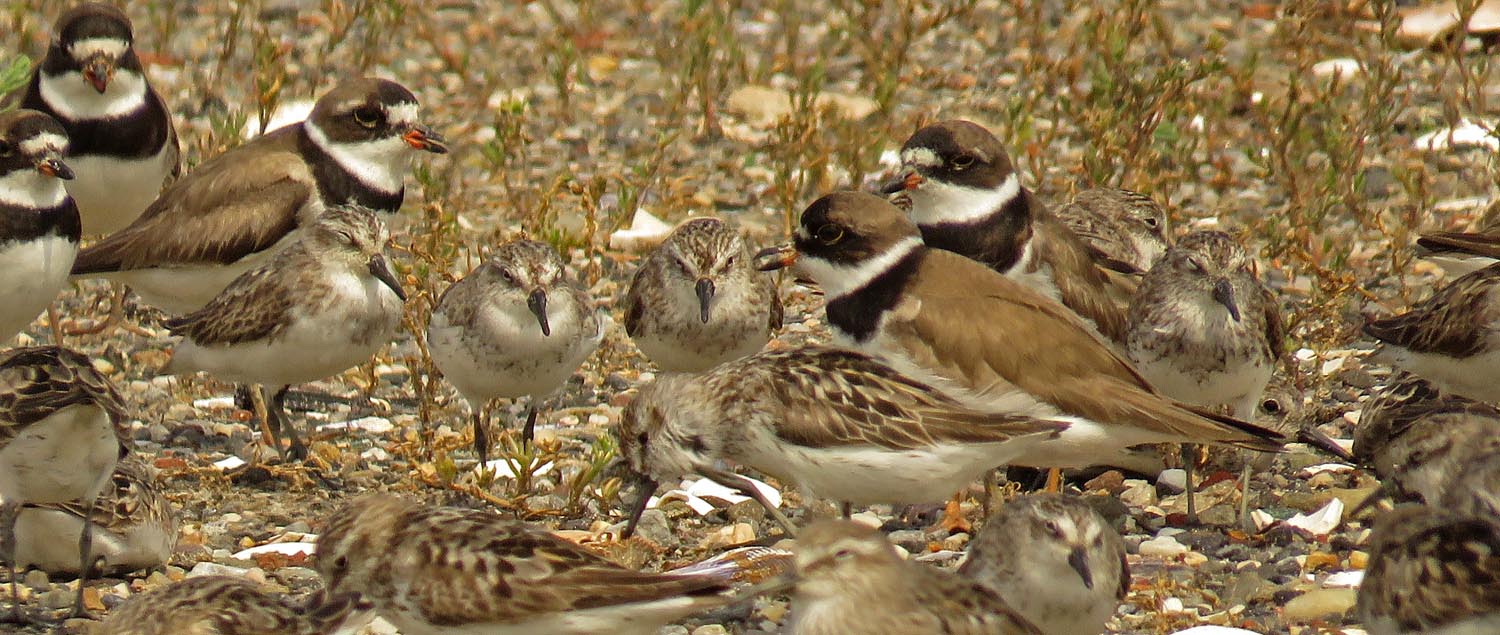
top-left (754, 243), bottom-right (798, 272)
top-left (36, 156), bottom-right (74, 180)
top-left (82, 56), bottom-right (115, 93)
top-left (879, 170), bottom-right (925, 195)
top-left (528, 288), bottom-right (551, 337)
top-left (402, 125), bottom-right (448, 154)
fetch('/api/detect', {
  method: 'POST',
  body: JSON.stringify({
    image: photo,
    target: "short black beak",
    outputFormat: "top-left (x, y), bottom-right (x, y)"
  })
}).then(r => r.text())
top-left (1068, 547), bottom-right (1093, 590)
top-left (621, 474), bottom-right (659, 539)
top-left (36, 156), bottom-right (74, 180)
top-left (83, 57), bottom-right (114, 93)
top-left (1212, 278), bottom-right (1241, 322)
top-left (527, 288), bottom-right (551, 336)
top-left (367, 255), bottom-right (407, 301)
top-left (694, 277), bottom-right (715, 323)
top-left (403, 125), bottom-right (449, 154)
top-left (879, 173), bottom-right (907, 195)
top-left (754, 243), bottom-right (798, 272)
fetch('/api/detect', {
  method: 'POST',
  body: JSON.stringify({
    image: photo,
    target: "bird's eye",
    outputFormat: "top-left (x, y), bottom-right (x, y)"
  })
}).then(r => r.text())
top-left (353, 106), bottom-right (382, 129)
top-left (0, 141), bottom-right (11, 157)
top-left (815, 224), bottom-right (844, 245)
top-left (833, 548), bottom-right (856, 561)
top-left (500, 269), bottom-right (518, 284)
top-left (952, 154), bottom-right (976, 169)
top-left (1142, 217), bottom-right (1160, 228)
top-left (1188, 258), bottom-right (1206, 273)
top-left (1261, 399), bottom-right (1282, 415)
top-left (336, 230), bottom-right (356, 245)
top-left (332, 555), bottom-right (348, 573)
top-left (724, 255), bottom-right (737, 269)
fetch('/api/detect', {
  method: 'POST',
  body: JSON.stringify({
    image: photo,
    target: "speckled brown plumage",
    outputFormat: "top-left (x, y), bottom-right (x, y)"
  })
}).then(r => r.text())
top-left (624, 217), bottom-right (782, 372)
top-left (0, 345), bottom-right (128, 451)
top-left (1356, 505), bottom-right (1500, 635)
top-left (314, 494), bottom-right (768, 635)
top-left (1353, 373), bottom-right (1500, 505)
top-left (1053, 187), bottom-right (1169, 275)
top-left (960, 493), bottom-right (1127, 635)
top-left (96, 575), bottom-right (358, 635)
top-left (786, 520), bottom-right (1041, 635)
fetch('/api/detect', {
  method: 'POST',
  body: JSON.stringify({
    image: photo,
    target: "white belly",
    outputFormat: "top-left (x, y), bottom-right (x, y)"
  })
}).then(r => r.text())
top-left (169, 273), bottom-right (402, 386)
top-left (381, 596), bottom-right (713, 635)
top-left (427, 303), bottom-right (601, 402)
top-left (67, 145), bottom-right (176, 236)
top-left (102, 248), bottom-right (279, 315)
top-left (1385, 346), bottom-right (1500, 404)
top-left (0, 404), bottom-right (118, 505)
top-left (1131, 353), bottom-right (1273, 419)
top-left (0, 234), bottom-right (77, 342)
top-left (12, 506), bottom-right (173, 574)
top-left (747, 433), bottom-right (1055, 505)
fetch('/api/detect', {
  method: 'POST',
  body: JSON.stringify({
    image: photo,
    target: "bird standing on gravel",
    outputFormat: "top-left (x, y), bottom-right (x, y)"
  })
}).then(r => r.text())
top-left (163, 204), bottom-right (406, 461)
top-left (426, 239), bottom-right (603, 462)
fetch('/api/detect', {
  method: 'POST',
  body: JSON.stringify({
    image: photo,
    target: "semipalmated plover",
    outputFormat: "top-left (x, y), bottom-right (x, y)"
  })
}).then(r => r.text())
top-left (756, 192), bottom-right (1287, 479)
top-left (10, 2), bottom-right (179, 235)
top-left (71, 77), bottom-right (444, 313)
top-left (0, 109), bottom-right (79, 344)
top-left (882, 120), bottom-right (1132, 343)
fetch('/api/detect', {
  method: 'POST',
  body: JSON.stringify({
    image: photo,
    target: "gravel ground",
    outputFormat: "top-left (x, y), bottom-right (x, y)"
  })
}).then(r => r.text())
top-left (2, 2), bottom-right (1494, 634)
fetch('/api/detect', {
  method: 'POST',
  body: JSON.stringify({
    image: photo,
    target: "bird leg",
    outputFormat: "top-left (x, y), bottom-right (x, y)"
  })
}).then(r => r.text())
top-left (248, 384), bottom-right (282, 462)
top-left (70, 496), bottom-right (98, 619)
top-left (521, 402), bottom-right (539, 445)
top-left (269, 385), bottom-right (307, 461)
top-left (1044, 467), bottom-right (1062, 493)
top-left (473, 405), bottom-right (491, 466)
top-left (2, 501), bottom-right (23, 623)
top-left (1237, 459), bottom-right (1256, 533)
top-left (1183, 443), bottom-right (1199, 524)
top-left (699, 466), bottom-right (797, 537)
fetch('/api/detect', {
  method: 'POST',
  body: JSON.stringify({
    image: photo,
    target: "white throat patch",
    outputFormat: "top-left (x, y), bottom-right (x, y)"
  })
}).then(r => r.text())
top-left (37, 69), bottom-right (148, 121)
top-left (906, 172), bottom-right (1021, 226)
top-left (0, 168), bottom-right (69, 208)
top-left (304, 120), bottom-right (411, 195)
top-left (796, 236), bottom-right (922, 299)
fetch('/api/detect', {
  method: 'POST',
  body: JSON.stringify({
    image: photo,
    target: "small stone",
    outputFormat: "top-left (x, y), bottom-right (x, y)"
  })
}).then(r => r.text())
top-left (23, 569), bottom-right (48, 590)
top-left (1120, 479), bottom-right (1157, 507)
top-left (1085, 470), bottom-right (1126, 494)
top-left (691, 626), bottom-right (729, 635)
top-left (942, 533), bottom-right (970, 551)
top-left (1157, 469), bottom-right (1187, 493)
top-left (1282, 588), bottom-right (1357, 622)
top-left (41, 588), bottom-right (75, 610)
top-left (1348, 550), bottom-right (1369, 569)
top-left (1138, 535), bottom-right (1189, 558)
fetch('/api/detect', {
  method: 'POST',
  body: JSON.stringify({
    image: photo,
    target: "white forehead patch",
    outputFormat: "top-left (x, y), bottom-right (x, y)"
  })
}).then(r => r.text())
top-left (36, 70), bottom-right (148, 120)
top-left (901, 147), bottom-right (941, 169)
top-left (19, 132), bottom-right (68, 156)
top-left (906, 172), bottom-right (1020, 226)
top-left (67, 37), bottom-right (129, 61)
top-left (305, 119), bottom-right (411, 195)
top-left (795, 236), bottom-right (922, 300)
top-left (386, 102), bottom-right (419, 128)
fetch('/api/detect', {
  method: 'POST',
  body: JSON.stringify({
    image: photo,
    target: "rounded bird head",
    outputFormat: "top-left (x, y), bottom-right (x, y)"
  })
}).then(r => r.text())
top-left (306, 204), bottom-right (405, 301)
top-left (792, 520), bottom-right (903, 599)
top-left (481, 240), bottom-right (570, 337)
top-left (659, 218), bottom-right (754, 324)
top-left (314, 494), bottom-right (413, 600)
